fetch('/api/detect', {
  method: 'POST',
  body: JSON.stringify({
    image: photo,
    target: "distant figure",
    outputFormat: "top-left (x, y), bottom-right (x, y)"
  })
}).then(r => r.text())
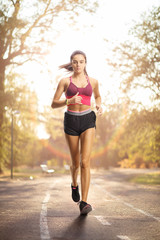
top-left (51, 50), bottom-right (102, 215)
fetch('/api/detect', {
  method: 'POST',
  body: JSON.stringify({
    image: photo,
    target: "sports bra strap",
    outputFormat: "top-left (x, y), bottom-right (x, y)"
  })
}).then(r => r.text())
top-left (70, 76), bottom-right (72, 82)
top-left (86, 75), bottom-right (89, 83)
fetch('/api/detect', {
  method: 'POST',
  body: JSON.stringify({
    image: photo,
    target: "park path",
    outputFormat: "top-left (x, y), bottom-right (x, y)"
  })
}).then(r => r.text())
top-left (0, 168), bottom-right (160, 240)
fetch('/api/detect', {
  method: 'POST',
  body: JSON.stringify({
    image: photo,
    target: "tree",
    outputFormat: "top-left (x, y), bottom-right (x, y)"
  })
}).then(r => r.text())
top-left (107, 6), bottom-right (160, 106)
top-left (0, 0), bottom-right (98, 128)
top-left (0, 0), bottom-right (98, 172)
top-left (117, 108), bottom-right (160, 168)
top-left (0, 79), bottom-right (41, 171)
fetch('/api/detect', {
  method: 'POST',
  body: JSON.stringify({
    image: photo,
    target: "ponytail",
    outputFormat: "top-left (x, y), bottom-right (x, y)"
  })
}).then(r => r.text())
top-left (59, 63), bottom-right (73, 72)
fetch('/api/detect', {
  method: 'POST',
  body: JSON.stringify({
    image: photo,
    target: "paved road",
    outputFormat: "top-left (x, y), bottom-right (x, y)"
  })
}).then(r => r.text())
top-left (0, 168), bottom-right (160, 240)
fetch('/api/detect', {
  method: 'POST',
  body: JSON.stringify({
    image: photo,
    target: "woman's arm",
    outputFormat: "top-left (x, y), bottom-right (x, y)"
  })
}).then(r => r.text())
top-left (51, 78), bottom-right (82, 109)
top-left (93, 78), bottom-right (103, 115)
top-left (51, 79), bottom-right (66, 109)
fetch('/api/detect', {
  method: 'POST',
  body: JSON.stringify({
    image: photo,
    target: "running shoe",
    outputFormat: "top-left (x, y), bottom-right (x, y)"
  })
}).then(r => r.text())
top-left (71, 184), bottom-right (80, 202)
top-left (79, 201), bottom-right (92, 215)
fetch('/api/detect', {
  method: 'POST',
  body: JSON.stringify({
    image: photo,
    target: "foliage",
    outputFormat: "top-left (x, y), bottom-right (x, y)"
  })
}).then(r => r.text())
top-left (107, 6), bottom-right (160, 106)
top-left (0, 0), bottom-right (98, 172)
top-left (129, 172), bottom-right (160, 185)
top-left (1, 3), bottom-right (160, 172)
top-left (117, 108), bottom-right (160, 168)
top-left (104, 6), bottom-right (160, 168)
top-left (45, 105), bottom-right (160, 170)
top-left (0, 0), bottom-right (98, 119)
top-left (0, 79), bottom-right (43, 172)
top-left (0, 0), bottom-right (98, 67)
top-left (0, 115), bottom-right (11, 172)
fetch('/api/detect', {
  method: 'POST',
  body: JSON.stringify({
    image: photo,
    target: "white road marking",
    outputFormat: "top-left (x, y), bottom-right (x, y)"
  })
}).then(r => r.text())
top-left (40, 192), bottom-right (51, 240)
top-left (39, 180), bottom-right (61, 240)
top-left (117, 235), bottom-right (131, 240)
top-left (124, 202), bottom-right (160, 222)
top-left (94, 183), bottom-right (160, 222)
top-left (94, 215), bottom-right (111, 225)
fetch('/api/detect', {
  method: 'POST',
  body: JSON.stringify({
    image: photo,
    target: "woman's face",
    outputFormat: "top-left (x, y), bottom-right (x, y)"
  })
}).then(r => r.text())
top-left (71, 54), bottom-right (86, 74)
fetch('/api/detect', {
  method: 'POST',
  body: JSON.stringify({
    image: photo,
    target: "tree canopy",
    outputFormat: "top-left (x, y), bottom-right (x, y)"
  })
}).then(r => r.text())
top-left (0, 0), bottom-right (98, 126)
top-left (107, 6), bottom-right (160, 107)
top-left (0, 0), bottom-right (98, 173)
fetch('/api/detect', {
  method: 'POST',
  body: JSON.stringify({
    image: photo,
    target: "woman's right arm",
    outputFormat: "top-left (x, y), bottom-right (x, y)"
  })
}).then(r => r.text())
top-left (51, 78), bottom-right (82, 109)
top-left (51, 79), bottom-right (67, 109)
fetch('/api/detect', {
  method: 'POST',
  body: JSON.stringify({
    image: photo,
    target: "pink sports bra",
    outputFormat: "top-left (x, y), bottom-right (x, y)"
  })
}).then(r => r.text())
top-left (65, 76), bottom-right (92, 106)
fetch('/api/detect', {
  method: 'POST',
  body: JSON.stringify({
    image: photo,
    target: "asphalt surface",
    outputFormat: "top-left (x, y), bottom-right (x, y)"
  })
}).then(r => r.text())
top-left (0, 168), bottom-right (160, 240)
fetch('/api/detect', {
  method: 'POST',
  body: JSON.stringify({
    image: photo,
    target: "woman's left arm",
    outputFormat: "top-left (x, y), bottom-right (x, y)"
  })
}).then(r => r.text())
top-left (93, 78), bottom-right (103, 115)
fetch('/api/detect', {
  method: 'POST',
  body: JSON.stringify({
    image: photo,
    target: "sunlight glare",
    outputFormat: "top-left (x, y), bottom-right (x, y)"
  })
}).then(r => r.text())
top-left (22, 0), bottom-right (160, 139)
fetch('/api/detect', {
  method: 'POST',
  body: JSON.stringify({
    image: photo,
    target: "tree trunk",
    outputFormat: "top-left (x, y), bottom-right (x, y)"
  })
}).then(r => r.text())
top-left (0, 61), bottom-right (5, 130)
top-left (0, 61), bottom-right (5, 173)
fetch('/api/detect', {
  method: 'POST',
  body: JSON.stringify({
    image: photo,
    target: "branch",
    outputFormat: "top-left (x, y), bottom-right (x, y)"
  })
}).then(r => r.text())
top-left (5, 48), bottom-right (48, 66)
top-left (3, 0), bottom-right (20, 57)
top-left (10, 55), bottom-right (46, 66)
top-left (10, 0), bottom-right (15, 6)
top-left (20, 0), bottom-right (52, 47)
top-left (10, 59), bottom-right (31, 66)
top-left (5, 0), bottom-right (52, 64)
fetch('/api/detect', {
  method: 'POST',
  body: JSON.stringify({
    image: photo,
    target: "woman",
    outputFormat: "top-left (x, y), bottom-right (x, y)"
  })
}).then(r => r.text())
top-left (51, 50), bottom-right (102, 215)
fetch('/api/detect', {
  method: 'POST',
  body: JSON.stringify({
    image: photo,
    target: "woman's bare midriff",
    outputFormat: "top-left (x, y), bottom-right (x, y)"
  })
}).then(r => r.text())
top-left (67, 104), bottom-right (91, 112)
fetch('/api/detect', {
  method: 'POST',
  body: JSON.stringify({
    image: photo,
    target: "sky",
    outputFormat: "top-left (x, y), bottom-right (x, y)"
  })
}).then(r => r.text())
top-left (22, 0), bottom-right (160, 138)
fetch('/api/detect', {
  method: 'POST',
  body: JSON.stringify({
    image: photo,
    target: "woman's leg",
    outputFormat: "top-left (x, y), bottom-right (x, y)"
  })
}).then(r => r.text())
top-left (80, 127), bottom-right (95, 202)
top-left (65, 134), bottom-right (80, 187)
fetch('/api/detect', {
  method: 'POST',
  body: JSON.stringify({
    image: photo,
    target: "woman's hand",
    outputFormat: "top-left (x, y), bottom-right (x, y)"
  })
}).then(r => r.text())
top-left (96, 105), bottom-right (103, 116)
top-left (68, 92), bottom-right (82, 105)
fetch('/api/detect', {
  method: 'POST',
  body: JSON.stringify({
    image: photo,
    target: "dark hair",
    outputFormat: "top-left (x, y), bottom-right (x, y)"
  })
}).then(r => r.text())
top-left (59, 50), bottom-right (88, 75)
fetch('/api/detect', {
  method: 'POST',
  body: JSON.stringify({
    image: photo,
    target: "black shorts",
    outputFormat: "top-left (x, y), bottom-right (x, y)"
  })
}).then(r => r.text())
top-left (64, 110), bottom-right (96, 136)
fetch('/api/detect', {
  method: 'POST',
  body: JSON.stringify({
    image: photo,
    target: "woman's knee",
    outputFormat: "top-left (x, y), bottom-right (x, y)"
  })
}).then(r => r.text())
top-left (81, 158), bottom-right (90, 169)
top-left (71, 161), bottom-right (79, 170)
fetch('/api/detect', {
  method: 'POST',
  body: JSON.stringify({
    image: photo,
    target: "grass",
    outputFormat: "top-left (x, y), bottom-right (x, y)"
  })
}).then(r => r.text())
top-left (0, 167), bottom-right (41, 181)
top-left (1, 167), bottom-right (160, 185)
top-left (0, 166), bottom-right (70, 181)
top-left (129, 172), bottom-right (160, 185)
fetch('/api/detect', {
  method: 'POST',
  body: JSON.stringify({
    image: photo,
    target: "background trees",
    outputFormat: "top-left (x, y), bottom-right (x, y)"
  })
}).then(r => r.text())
top-left (0, 2), bottom-right (159, 173)
top-left (0, 0), bottom-right (98, 172)
top-left (0, 0), bottom-right (98, 128)
top-left (105, 6), bottom-right (160, 168)
top-left (117, 108), bottom-right (160, 168)
top-left (107, 6), bottom-right (160, 107)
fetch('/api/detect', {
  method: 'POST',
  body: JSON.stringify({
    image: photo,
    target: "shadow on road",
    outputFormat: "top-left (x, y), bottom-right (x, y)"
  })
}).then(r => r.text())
top-left (54, 215), bottom-right (87, 240)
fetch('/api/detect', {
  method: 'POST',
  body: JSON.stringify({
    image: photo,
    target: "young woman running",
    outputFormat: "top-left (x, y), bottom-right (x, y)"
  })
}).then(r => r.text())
top-left (51, 50), bottom-right (102, 215)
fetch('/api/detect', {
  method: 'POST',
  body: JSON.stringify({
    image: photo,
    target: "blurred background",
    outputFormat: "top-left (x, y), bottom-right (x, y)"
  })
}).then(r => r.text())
top-left (0, 0), bottom-right (160, 177)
